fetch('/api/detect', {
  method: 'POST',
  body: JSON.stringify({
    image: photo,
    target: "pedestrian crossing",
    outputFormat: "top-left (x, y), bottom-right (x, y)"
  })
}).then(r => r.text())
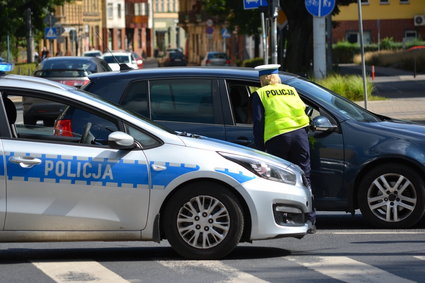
top-left (31, 255), bottom-right (425, 283)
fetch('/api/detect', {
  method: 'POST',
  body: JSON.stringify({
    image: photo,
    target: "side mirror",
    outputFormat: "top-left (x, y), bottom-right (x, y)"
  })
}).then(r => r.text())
top-left (108, 131), bottom-right (136, 149)
top-left (311, 116), bottom-right (338, 132)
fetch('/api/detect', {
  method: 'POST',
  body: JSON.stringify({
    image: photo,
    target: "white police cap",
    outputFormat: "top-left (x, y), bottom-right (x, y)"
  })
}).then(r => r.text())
top-left (255, 64), bottom-right (281, 76)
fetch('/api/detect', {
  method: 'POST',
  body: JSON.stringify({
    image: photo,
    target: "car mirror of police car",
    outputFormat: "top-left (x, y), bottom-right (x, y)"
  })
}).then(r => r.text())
top-left (108, 131), bottom-right (137, 149)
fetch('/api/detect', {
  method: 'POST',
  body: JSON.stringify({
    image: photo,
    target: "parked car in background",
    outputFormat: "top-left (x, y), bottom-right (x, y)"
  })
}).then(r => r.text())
top-left (83, 67), bottom-right (425, 229)
top-left (201, 52), bottom-right (230, 66)
top-left (160, 51), bottom-right (187, 67)
top-left (102, 51), bottom-right (143, 71)
top-left (83, 50), bottom-right (103, 58)
top-left (0, 67), bottom-right (314, 259)
top-left (30, 56), bottom-right (111, 126)
top-left (33, 56), bottom-right (111, 87)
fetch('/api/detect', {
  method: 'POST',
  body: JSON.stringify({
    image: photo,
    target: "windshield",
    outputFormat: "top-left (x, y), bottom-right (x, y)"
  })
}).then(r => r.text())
top-left (286, 77), bottom-right (381, 122)
top-left (41, 59), bottom-right (98, 73)
top-left (103, 55), bottom-right (130, 64)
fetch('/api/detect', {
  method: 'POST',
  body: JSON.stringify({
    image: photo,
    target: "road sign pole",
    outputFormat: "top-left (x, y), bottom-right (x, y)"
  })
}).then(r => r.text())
top-left (313, 16), bottom-right (326, 79)
top-left (357, 0), bottom-right (368, 109)
top-left (261, 12), bottom-right (268, 64)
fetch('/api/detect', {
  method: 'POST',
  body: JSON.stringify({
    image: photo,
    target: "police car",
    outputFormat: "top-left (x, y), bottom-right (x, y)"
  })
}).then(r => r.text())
top-left (0, 63), bottom-right (313, 259)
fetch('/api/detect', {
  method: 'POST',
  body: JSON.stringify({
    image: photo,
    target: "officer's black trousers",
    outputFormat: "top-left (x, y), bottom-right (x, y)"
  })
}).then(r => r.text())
top-left (265, 127), bottom-right (311, 185)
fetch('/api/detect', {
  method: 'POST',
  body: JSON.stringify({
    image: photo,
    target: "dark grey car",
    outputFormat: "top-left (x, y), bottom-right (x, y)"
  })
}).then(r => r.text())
top-left (82, 67), bottom-right (425, 229)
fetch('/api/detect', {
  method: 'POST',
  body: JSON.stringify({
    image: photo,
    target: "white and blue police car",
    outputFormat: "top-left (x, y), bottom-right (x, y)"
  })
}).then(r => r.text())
top-left (0, 62), bottom-right (313, 259)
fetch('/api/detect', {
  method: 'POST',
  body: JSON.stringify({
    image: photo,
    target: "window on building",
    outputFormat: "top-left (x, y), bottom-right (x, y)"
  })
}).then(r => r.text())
top-left (404, 30), bottom-right (417, 41)
top-left (380, 0), bottom-right (389, 4)
top-left (346, 31), bottom-right (371, 44)
top-left (107, 3), bottom-right (113, 19)
top-left (117, 29), bottom-right (122, 49)
top-left (361, 0), bottom-right (369, 4)
top-left (118, 4), bottom-right (122, 18)
top-left (143, 3), bottom-right (149, 16)
top-left (400, 0), bottom-right (409, 4)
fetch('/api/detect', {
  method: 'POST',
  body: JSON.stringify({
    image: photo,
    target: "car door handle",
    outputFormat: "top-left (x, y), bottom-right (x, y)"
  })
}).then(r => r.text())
top-left (9, 156), bottom-right (42, 168)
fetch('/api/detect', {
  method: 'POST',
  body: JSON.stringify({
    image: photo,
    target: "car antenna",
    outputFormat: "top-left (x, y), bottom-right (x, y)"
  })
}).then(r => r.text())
top-left (95, 31), bottom-right (132, 71)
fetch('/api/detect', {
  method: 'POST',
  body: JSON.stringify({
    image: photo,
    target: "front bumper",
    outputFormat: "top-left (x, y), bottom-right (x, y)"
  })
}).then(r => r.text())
top-left (242, 177), bottom-right (314, 240)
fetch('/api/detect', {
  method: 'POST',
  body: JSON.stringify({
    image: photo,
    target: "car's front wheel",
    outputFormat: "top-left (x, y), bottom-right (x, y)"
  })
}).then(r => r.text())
top-left (358, 164), bottom-right (425, 228)
top-left (162, 181), bottom-right (244, 259)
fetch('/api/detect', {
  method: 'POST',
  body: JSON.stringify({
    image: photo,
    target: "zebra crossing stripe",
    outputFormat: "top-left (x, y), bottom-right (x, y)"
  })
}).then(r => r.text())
top-left (157, 260), bottom-right (269, 283)
top-left (286, 256), bottom-right (415, 283)
top-left (32, 261), bottom-right (129, 283)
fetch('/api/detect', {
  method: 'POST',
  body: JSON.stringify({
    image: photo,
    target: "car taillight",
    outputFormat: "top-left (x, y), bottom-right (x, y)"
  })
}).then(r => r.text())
top-left (60, 79), bottom-right (90, 88)
top-left (226, 59), bottom-right (231, 65)
top-left (136, 59), bottom-right (144, 68)
top-left (54, 119), bottom-right (73, 136)
top-left (206, 59), bottom-right (211, 65)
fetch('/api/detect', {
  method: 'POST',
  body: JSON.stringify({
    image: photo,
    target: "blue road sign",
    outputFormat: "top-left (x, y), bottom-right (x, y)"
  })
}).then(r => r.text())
top-left (305, 0), bottom-right (335, 17)
top-left (243, 0), bottom-right (268, 10)
top-left (222, 28), bottom-right (231, 38)
top-left (44, 27), bottom-right (57, 39)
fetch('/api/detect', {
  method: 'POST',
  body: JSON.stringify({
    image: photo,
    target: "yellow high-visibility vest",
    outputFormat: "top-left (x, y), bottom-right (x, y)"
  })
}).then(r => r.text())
top-left (256, 83), bottom-right (310, 142)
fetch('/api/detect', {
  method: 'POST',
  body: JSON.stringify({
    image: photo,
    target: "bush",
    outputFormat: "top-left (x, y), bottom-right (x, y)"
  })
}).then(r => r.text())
top-left (10, 63), bottom-right (38, 76)
top-left (313, 74), bottom-right (376, 101)
top-left (353, 49), bottom-right (425, 73)
top-left (241, 57), bottom-right (264, 67)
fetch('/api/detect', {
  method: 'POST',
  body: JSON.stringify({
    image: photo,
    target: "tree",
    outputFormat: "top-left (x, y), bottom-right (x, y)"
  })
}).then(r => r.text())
top-left (0, 0), bottom-right (70, 59)
top-left (205, 0), bottom-right (357, 74)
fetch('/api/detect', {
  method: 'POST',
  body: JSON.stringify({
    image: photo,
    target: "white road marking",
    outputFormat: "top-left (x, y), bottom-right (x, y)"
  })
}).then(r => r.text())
top-left (157, 260), bottom-right (269, 283)
top-left (319, 231), bottom-right (425, 235)
top-left (414, 256), bottom-right (425, 260)
top-left (32, 261), bottom-right (129, 283)
top-left (286, 256), bottom-right (415, 283)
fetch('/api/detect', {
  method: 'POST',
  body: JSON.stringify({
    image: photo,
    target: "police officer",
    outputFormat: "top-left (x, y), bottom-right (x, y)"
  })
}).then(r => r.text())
top-left (252, 64), bottom-right (315, 232)
top-left (252, 64), bottom-right (311, 182)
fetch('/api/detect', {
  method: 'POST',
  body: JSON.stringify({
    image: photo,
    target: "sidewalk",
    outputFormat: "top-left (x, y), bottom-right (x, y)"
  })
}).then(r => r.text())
top-left (356, 98), bottom-right (425, 122)
top-left (339, 64), bottom-right (425, 122)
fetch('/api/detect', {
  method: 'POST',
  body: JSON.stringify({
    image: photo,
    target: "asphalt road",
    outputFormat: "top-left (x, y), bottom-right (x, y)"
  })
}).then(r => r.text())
top-left (1, 215), bottom-right (424, 283)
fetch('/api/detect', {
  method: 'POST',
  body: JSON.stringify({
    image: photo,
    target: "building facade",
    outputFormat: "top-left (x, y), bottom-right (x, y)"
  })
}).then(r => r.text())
top-left (333, 0), bottom-right (425, 44)
top-left (153, 0), bottom-right (186, 57)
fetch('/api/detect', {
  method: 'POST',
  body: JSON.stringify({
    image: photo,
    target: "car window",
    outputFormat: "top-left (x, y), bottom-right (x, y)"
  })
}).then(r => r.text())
top-left (121, 81), bottom-right (149, 118)
top-left (104, 55), bottom-right (130, 64)
top-left (3, 93), bottom-right (119, 146)
top-left (150, 79), bottom-right (216, 124)
top-left (227, 80), bottom-right (260, 124)
top-left (288, 78), bottom-right (380, 122)
top-left (126, 124), bottom-right (161, 148)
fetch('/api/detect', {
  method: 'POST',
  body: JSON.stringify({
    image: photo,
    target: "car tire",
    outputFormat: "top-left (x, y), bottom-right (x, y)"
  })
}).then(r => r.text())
top-left (162, 181), bottom-right (244, 259)
top-left (358, 163), bottom-right (425, 228)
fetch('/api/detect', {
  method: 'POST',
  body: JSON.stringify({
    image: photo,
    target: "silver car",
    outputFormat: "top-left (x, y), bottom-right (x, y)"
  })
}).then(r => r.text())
top-left (0, 69), bottom-right (313, 259)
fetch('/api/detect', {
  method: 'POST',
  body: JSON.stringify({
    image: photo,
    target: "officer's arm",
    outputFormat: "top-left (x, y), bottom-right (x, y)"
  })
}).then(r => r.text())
top-left (251, 91), bottom-right (265, 151)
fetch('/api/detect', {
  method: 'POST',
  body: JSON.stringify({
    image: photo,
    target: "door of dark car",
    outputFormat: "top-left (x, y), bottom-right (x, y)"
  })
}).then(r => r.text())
top-left (222, 78), bottom-right (346, 208)
top-left (119, 78), bottom-right (226, 139)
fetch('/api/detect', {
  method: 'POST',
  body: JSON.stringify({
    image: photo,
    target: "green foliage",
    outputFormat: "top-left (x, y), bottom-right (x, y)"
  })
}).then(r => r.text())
top-left (366, 49), bottom-right (425, 73)
top-left (10, 63), bottom-right (38, 76)
top-left (332, 41), bottom-right (359, 64)
top-left (314, 74), bottom-right (376, 101)
top-left (241, 57), bottom-right (264, 67)
top-left (0, 0), bottom-right (71, 60)
top-left (379, 37), bottom-right (402, 50)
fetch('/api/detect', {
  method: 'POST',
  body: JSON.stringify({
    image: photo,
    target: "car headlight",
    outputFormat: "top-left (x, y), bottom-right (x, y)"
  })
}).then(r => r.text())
top-left (219, 152), bottom-right (297, 185)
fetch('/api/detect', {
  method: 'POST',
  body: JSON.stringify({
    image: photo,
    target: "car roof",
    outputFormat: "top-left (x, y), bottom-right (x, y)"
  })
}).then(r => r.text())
top-left (87, 66), bottom-right (298, 81)
top-left (43, 56), bottom-right (100, 61)
top-left (103, 52), bottom-right (131, 56)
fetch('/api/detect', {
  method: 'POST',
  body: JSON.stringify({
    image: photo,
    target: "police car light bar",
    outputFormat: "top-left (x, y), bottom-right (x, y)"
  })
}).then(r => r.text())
top-left (0, 62), bottom-right (13, 73)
